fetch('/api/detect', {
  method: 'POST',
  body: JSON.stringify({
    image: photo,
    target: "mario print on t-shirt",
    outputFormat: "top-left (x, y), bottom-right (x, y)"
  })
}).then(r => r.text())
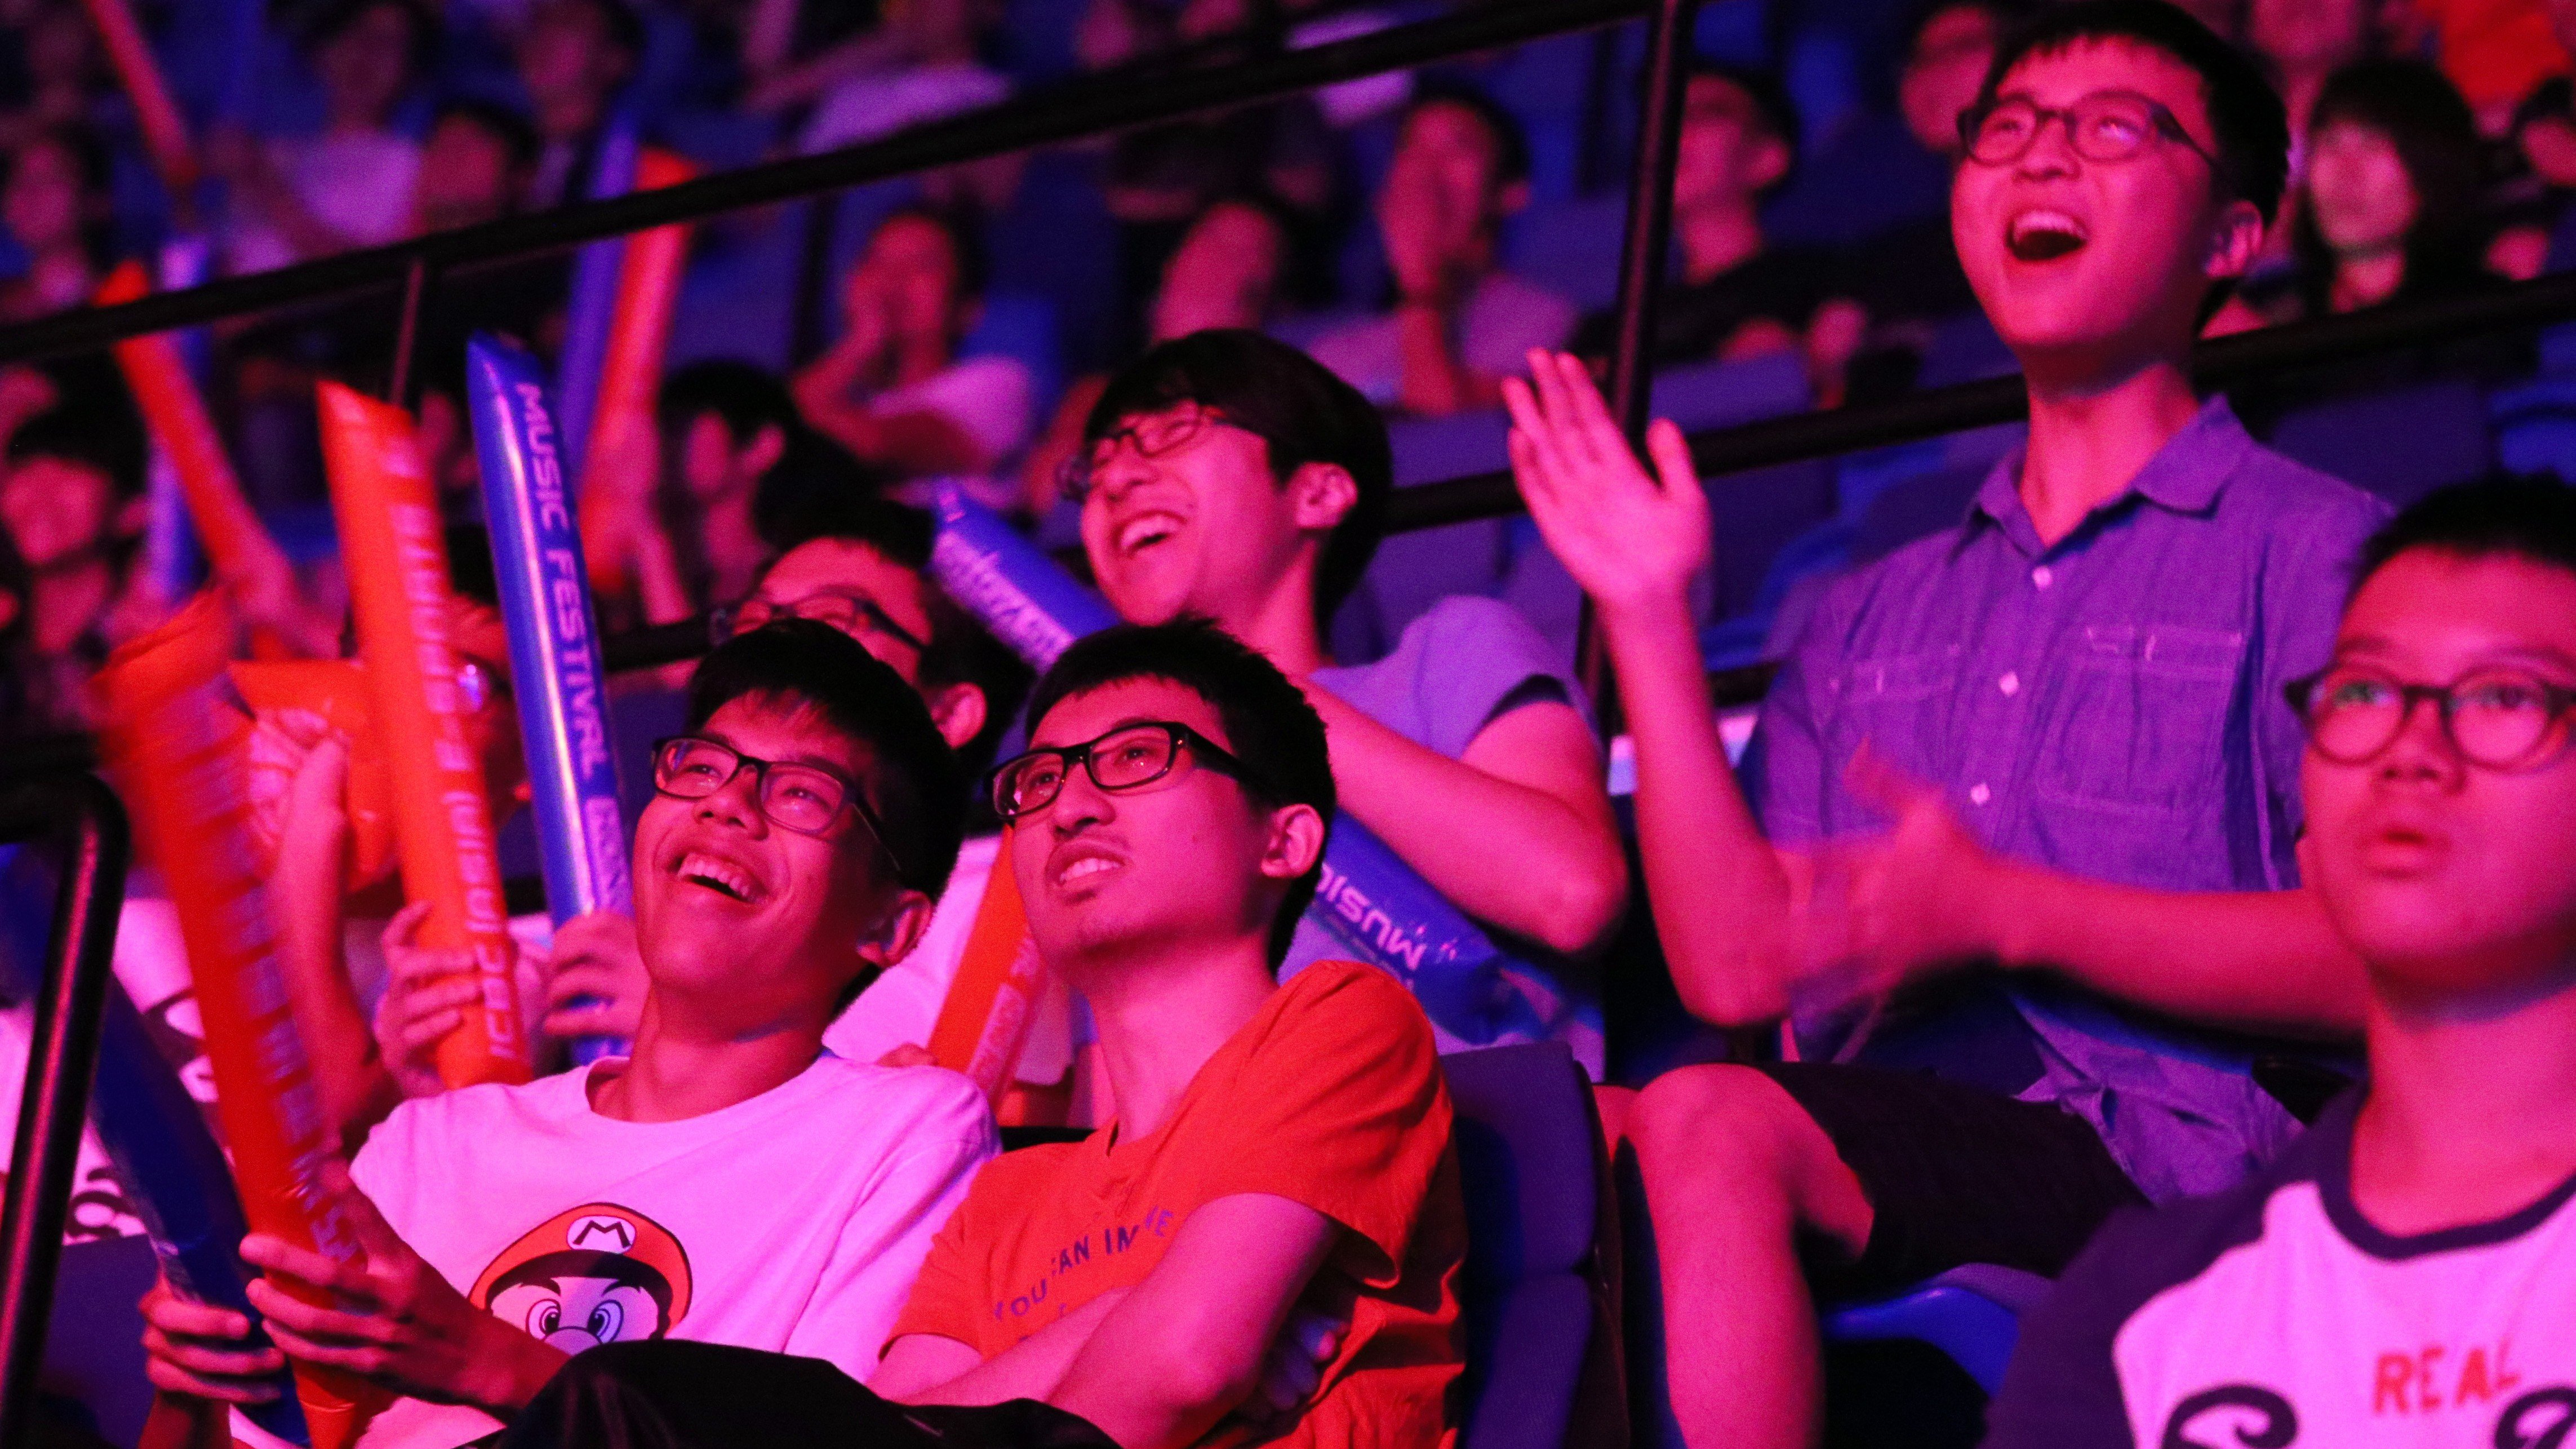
top-left (467, 1204), bottom-right (695, 1355)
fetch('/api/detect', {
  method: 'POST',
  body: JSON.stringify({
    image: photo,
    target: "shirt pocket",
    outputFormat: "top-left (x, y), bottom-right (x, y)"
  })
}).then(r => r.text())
top-left (2036, 623), bottom-right (2246, 816)
top-left (1823, 646), bottom-right (1963, 788)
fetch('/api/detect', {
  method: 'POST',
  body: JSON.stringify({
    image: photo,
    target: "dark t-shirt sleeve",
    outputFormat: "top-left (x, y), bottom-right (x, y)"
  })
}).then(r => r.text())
top-left (1980, 1209), bottom-right (2158, 1449)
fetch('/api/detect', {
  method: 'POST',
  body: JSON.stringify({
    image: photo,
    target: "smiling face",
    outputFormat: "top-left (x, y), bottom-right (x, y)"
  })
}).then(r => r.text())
top-left (2306, 118), bottom-right (2416, 258)
top-left (1953, 39), bottom-right (2258, 370)
top-left (1080, 405), bottom-right (1344, 631)
top-left (1010, 678), bottom-right (1311, 978)
top-left (631, 695), bottom-right (907, 1028)
top-left (2303, 551), bottom-right (2576, 1004)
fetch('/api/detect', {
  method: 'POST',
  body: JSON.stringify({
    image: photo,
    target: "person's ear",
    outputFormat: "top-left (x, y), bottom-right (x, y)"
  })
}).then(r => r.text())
top-left (1286, 461), bottom-right (1357, 535)
top-left (743, 423), bottom-right (788, 480)
top-left (2205, 198), bottom-right (2267, 283)
top-left (1498, 178), bottom-right (1531, 217)
top-left (856, 888), bottom-right (937, 970)
top-left (927, 681), bottom-right (988, 754)
top-left (1258, 802), bottom-right (1327, 881)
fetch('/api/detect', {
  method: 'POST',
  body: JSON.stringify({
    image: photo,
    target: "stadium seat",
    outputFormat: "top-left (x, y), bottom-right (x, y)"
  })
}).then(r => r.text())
top-left (1442, 1042), bottom-right (1623, 1449)
top-left (1817, 1264), bottom-right (2052, 1397)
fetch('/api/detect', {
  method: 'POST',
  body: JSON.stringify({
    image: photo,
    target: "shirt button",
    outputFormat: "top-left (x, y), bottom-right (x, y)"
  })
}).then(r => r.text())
top-left (1998, 671), bottom-right (2021, 697)
top-left (2032, 566), bottom-right (2053, 589)
top-left (1969, 783), bottom-right (1992, 806)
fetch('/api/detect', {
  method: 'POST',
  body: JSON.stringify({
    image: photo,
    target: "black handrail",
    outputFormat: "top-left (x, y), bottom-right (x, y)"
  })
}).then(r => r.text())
top-left (0, 0), bottom-right (1649, 369)
top-left (0, 773), bottom-right (130, 1449)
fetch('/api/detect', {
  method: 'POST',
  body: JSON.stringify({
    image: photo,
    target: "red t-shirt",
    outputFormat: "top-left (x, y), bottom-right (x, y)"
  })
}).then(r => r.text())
top-left (891, 961), bottom-right (1465, 1449)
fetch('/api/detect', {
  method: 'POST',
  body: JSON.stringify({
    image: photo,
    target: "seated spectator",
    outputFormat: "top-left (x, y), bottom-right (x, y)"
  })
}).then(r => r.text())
top-left (525, 498), bottom-right (1051, 1104)
top-left (1570, 64), bottom-right (1847, 371)
top-left (516, 0), bottom-right (643, 207)
top-left (214, 0), bottom-right (431, 276)
top-left (1307, 86), bottom-right (1575, 416)
top-left (792, 206), bottom-right (1035, 489)
top-left (0, 402), bottom-right (146, 734)
top-left (140, 622), bottom-right (995, 1449)
top-left (1025, 194), bottom-right (1294, 517)
top-left (1507, 7), bottom-right (2386, 1444)
top-left (2236, 59), bottom-right (2495, 325)
top-left (1071, 329), bottom-right (1625, 1067)
top-left (0, 123), bottom-right (112, 323)
top-left (498, 619), bottom-right (1466, 1449)
top-left (2239, 0), bottom-right (2378, 280)
top-left (785, 0), bottom-right (1010, 154)
top-left (1829, 0), bottom-right (2025, 347)
top-left (1988, 477), bottom-right (2576, 1448)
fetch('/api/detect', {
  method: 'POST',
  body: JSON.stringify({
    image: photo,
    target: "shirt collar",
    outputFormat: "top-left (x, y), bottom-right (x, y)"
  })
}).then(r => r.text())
top-left (1964, 396), bottom-right (2251, 552)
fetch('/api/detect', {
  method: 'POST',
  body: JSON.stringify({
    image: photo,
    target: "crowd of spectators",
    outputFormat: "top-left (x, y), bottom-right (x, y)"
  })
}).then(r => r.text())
top-left (2, 1), bottom-right (2575, 1447)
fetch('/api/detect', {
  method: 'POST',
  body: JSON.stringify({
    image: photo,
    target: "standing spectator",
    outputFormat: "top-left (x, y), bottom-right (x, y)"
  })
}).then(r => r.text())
top-left (0, 123), bottom-right (112, 322)
top-left (1571, 65), bottom-right (1847, 370)
top-left (517, 0), bottom-right (643, 207)
top-left (792, 206), bottom-right (1034, 490)
top-left (1508, 7), bottom-right (2387, 1446)
top-left (1307, 86), bottom-right (1574, 416)
top-left (214, 0), bottom-right (432, 276)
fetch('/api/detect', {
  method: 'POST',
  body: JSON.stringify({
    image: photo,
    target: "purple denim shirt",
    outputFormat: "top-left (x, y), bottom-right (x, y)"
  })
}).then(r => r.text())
top-left (1749, 398), bottom-right (2390, 1200)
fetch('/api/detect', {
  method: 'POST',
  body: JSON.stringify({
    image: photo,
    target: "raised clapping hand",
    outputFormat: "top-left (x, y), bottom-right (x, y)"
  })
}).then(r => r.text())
top-left (1502, 349), bottom-right (1709, 622)
top-left (1795, 745), bottom-right (2006, 1017)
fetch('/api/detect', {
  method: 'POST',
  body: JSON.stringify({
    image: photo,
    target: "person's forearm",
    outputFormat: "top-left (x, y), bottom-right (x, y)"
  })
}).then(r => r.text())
top-left (1305, 688), bottom-right (1625, 955)
top-left (273, 831), bottom-right (401, 1141)
top-left (1985, 867), bottom-right (2368, 1038)
top-left (1601, 596), bottom-right (1798, 1026)
top-left (1394, 302), bottom-right (1493, 416)
top-left (898, 1292), bottom-right (1125, 1408)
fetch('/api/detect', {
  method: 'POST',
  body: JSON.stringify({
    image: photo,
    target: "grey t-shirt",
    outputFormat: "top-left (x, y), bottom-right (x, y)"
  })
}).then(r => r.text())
top-left (1289, 595), bottom-right (1605, 1076)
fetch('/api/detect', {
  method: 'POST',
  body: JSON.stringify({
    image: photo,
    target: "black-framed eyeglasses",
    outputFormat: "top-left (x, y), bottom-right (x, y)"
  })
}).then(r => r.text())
top-left (652, 736), bottom-right (905, 867)
top-left (2285, 665), bottom-right (2576, 771)
top-left (1960, 90), bottom-right (2223, 174)
top-left (988, 720), bottom-right (1268, 822)
top-left (1056, 404), bottom-right (1227, 503)
top-left (712, 591), bottom-right (930, 655)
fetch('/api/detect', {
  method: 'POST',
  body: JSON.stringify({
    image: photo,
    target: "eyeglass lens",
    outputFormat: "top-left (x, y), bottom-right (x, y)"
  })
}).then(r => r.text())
top-left (656, 738), bottom-right (851, 834)
top-left (2303, 668), bottom-right (2570, 768)
top-left (994, 725), bottom-right (1184, 817)
top-left (1969, 94), bottom-right (2162, 165)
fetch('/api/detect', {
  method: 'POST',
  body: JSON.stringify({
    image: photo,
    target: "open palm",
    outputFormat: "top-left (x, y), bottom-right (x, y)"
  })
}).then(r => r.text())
top-left (1503, 349), bottom-right (1709, 618)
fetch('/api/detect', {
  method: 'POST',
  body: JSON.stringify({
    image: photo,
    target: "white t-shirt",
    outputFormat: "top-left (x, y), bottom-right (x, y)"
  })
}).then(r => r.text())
top-left (344, 1054), bottom-right (995, 1447)
top-left (800, 63), bottom-right (1012, 154)
top-left (825, 834), bottom-right (1075, 1085)
top-left (873, 355), bottom-right (1037, 471)
top-left (227, 131), bottom-right (422, 275)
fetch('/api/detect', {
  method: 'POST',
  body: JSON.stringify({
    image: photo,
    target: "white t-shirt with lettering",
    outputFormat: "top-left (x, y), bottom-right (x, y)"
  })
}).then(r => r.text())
top-left (344, 1054), bottom-right (995, 1447)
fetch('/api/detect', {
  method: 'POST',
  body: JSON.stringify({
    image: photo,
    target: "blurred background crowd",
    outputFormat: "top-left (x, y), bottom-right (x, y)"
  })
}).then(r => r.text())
top-left (8, 0), bottom-right (2576, 742)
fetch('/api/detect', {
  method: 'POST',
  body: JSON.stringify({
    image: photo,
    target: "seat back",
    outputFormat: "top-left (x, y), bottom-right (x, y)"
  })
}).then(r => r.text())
top-left (1441, 1043), bottom-right (1621, 1449)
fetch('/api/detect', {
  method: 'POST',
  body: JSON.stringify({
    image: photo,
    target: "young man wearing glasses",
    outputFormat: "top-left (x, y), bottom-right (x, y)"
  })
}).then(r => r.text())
top-left (534, 495), bottom-right (1053, 1088)
top-left (1073, 326), bottom-right (1625, 1072)
top-left (1989, 478), bottom-right (2576, 1448)
top-left (489, 618), bottom-right (1465, 1449)
top-left (140, 622), bottom-right (997, 1449)
top-left (1507, 3), bottom-right (2388, 1445)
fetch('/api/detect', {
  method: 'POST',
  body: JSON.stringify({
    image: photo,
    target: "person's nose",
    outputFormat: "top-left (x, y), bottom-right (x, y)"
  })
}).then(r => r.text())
top-left (695, 763), bottom-right (770, 835)
top-left (2015, 113), bottom-right (2081, 179)
top-left (1046, 761), bottom-right (1117, 836)
top-left (2376, 693), bottom-right (2467, 792)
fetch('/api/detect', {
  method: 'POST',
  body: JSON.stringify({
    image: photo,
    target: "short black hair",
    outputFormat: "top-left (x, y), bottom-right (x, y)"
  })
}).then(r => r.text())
top-left (2349, 475), bottom-right (2576, 603)
top-left (659, 359), bottom-right (798, 450)
top-left (432, 99), bottom-right (540, 172)
top-left (7, 403), bottom-right (143, 502)
top-left (868, 205), bottom-right (991, 303)
top-left (683, 619), bottom-right (967, 901)
top-left (1083, 330), bottom-right (1392, 627)
top-left (753, 490), bottom-right (1033, 774)
top-left (1401, 81), bottom-right (1532, 187)
top-left (1979, 0), bottom-right (2291, 224)
top-left (1687, 62), bottom-right (1802, 192)
top-left (1023, 617), bottom-right (1333, 969)
top-left (2291, 60), bottom-right (2486, 315)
